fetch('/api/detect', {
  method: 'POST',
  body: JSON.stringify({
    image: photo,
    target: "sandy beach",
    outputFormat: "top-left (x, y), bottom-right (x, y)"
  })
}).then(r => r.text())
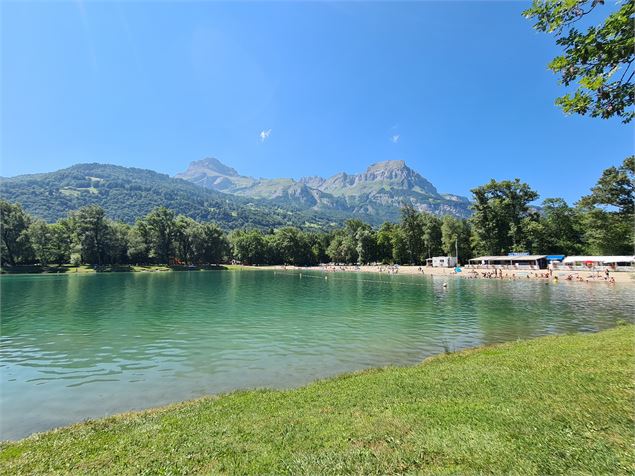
top-left (256, 264), bottom-right (635, 285)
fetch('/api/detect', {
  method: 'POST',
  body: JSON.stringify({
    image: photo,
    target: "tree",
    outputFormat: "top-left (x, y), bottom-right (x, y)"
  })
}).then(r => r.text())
top-left (470, 179), bottom-right (539, 255)
top-left (326, 232), bottom-right (358, 264)
top-left (576, 157), bottom-right (634, 254)
top-left (0, 200), bottom-right (33, 265)
top-left (128, 221), bottom-right (152, 264)
top-left (28, 220), bottom-right (73, 266)
top-left (230, 230), bottom-right (269, 265)
top-left (326, 234), bottom-right (345, 263)
top-left (523, 198), bottom-right (584, 255)
top-left (28, 220), bottom-right (54, 266)
top-left (441, 216), bottom-right (472, 263)
top-left (71, 205), bottom-right (110, 265)
top-left (174, 215), bottom-right (198, 264)
top-left (420, 213), bottom-right (443, 260)
top-left (376, 222), bottom-right (396, 263)
top-left (579, 156), bottom-right (634, 215)
top-left (390, 227), bottom-right (409, 264)
top-left (107, 222), bottom-right (131, 265)
top-left (524, 0), bottom-right (634, 122)
top-left (306, 232), bottom-right (330, 264)
top-left (48, 220), bottom-right (73, 265)
top-left (356, 228), bottom-right (377, 264)
top-left (192, 223), bottom-right (229, 264)
top-left (400, 204), bottom-right (424, 264)
top-left (144, 207), bottom-right (177, 263)
top-left (580, 207), bottom-right (632, 254)
top-left (270, 227), bottom-right (313, 266)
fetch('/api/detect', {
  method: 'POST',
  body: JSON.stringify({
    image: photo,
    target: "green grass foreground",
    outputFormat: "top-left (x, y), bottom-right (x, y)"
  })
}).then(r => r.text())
top-left (1, 326), bottom-right (634, 475)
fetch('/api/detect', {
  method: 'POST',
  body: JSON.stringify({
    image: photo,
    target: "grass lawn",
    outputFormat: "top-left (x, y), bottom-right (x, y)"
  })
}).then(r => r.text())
top-left (1, 326), bottom-right (633, 475)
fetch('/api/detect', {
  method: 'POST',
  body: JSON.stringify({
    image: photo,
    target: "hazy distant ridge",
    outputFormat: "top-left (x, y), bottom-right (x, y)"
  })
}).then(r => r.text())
top-left (176, 158), bottom-right (471, 220)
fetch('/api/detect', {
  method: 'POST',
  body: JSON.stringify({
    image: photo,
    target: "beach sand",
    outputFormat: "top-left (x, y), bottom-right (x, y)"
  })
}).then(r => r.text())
top-left (255, 264), bottom-right (635, 285)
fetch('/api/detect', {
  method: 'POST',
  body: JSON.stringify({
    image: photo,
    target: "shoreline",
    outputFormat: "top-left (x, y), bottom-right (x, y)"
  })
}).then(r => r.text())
top-left (0, 264), bottom-right (236, 275)
top-left (3, 262), bottom-right (634, 284)
top-left (261, 264), bottom-right (635, 284)
top-left (1, 325), bottom-right (632, 473)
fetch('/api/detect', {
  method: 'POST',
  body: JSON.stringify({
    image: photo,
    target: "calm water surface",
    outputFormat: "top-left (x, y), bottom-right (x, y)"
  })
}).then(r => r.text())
top-left (2, 270), bottom-right (634, 439)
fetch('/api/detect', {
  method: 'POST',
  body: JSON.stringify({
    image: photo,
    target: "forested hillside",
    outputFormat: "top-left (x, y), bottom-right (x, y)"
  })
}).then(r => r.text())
top-left (0, 163), bottom-right (350, 230)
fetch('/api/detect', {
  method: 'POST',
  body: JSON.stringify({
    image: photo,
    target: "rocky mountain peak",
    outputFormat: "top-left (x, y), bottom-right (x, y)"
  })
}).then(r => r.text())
top-left (365, 160), bottom-right (407, 172)
top-left (180, 157), bottom-right (240, 178)
top-left (175, 157), bottom-right (471, 220)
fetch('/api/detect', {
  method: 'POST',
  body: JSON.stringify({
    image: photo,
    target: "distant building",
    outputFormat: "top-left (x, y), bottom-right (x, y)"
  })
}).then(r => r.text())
top-left (468, 255), bottom-right (548, 269)
top-left (426, 256), bottom-right (457, 268)
top-left (545, 255), bottom-right (565, 263)
top-left (561, 256), bottom-right (635, 271)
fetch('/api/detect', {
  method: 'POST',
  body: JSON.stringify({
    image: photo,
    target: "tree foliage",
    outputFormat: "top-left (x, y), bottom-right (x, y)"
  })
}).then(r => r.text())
top-left (579, 156), bottom-right (634, 214)
top-left (143, 207), bottom-right (177, 263)
top-left (577, 156), bottom-right (634, 254)
top-left (524, 198), bottom-right (584, 255)
top-left (441, 216), bottom-right (473, 261)
top-left (70, 205), bottom-right (111, 265)
top-left (470, 179), bottom-right (539, 255)
top-left (524, 0), bottom-right (634, 122)
top-left (0, 201), bottom-right (33, 265)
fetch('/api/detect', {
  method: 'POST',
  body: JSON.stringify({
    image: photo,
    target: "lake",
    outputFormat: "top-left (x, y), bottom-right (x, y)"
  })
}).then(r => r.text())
top-left (2, 270), bottom-right (634, 440)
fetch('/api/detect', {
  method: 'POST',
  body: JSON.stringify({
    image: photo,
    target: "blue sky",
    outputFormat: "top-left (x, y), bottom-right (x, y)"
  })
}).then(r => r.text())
top-left (2, 1), bottom-right (632, 204)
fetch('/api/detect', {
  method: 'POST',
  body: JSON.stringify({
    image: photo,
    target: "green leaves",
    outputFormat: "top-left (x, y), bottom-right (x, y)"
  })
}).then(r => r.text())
top-left (525, 0), bottom-right (634, 122)
top-left (0, 200), bottom-right (33, 265)
top-left (469, 179), bottom-right (539, 255)
top-left (576, 157), bottom-right (634, 254)
top-left (579, 156), bottom-right (634, 214)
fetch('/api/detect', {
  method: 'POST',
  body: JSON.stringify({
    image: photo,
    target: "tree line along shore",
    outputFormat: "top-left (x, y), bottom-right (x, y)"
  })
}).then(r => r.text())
top-left (1, 158), bottom-right (632, 271)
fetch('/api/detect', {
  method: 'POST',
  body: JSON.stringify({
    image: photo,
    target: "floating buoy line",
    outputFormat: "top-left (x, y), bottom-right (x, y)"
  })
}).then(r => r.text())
top-left (272, 270), bottom-right (443, 288)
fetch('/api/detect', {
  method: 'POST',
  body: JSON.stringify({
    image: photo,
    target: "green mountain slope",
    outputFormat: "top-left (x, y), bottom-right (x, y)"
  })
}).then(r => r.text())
top-left (0, 163), bottom-right (348, 230)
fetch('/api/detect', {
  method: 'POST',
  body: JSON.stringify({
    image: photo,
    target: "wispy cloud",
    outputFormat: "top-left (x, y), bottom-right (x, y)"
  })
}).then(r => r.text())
top-left (391, 134), bottom-right (400, 143)
top-left (259, 129), bottom-right (271, 142)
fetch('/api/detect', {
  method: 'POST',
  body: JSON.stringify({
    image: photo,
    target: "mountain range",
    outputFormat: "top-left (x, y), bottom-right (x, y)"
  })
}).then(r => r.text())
top-left (0, 159), bottom-right (472, 229)
top-left (0, 163), bottom-right (348, 230)
top-left (176, 158), bottom-right (471, 221)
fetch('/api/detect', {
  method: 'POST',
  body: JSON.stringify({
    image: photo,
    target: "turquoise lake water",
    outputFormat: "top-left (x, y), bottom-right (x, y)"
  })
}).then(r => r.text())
top-left (2, 270), bottom-right (634, 440)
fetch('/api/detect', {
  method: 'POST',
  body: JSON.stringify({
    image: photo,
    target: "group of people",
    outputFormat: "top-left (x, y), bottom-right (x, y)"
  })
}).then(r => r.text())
top-left (318, 264), bottom-right (363, 273)
top-left (462, 269), bottom-right (513, 280)
top-left (458, 267), bottom-right (618, 285)
top-left (292, 263), bottom-right (621, 285)
top-left (381, 265), bottom-right (400, 275)
top-left (564, 270), bottom-right (616, 284)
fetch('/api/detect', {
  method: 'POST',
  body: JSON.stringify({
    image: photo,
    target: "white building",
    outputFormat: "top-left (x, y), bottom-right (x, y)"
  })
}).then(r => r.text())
top-left (426, 256), bottom-right (457, 268)
top-left (561, 256), bottom-right (635, 271)
top-left (468, 255), bottom-right (548, 269)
